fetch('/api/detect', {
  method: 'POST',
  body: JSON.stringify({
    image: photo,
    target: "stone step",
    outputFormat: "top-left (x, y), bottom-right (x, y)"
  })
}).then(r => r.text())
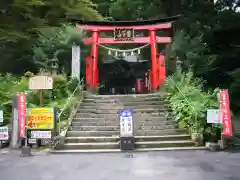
top-left (65, 134), bottom-right (190, 143)
top-left (75, 113), bottom-right (117, 119)
top-left (72, 120), bottom-right (118, 126)
top-left (75, 112), bottom-right (172, 118)
top-left (73, 117), bottom-right (119, 121)
top-left (76, 108), bottom-right (171, 114)
top-left (135, 140), bottom-right (195, 149)
top-left (137, 124), bottom-right (178, 130)
top-left (63, 140), bottom-right (194, 150)
top-left (135, 134), bottom-right (191, 142)
top-left (136, 121), bottom-right (176, 127)
top-left (80, 104), bottom-right (169, 110)
top-left (71, 118), bottom-right (176, 126)
top-left (134, 129), bottom-right (185, 136)
top-left (64, 142), bottom-right (119, 150)
top-left (73, 116), bottom-right (172, 122)
top-left (85, 93), bottom-right (163, 99)
top-left (81, 101), bottom-right (168, 107)
top-left (72, 117), bottom-right (174, 123)
top-left (85, 94), bottom-right (164, 99)
top-left (65, 136), bottom-right (119, 143)
top-left (67, 129), bottom-right (183, 137)
top-left (67, 130), bottom-right (119, 137)
top-left (51, 149), bottom-right (121, 153)
top-left (70, 126), bottom-right (120, 131)
top-left (69, 124), bottom-right (177, 131)
top-left (50, 146), bottom-right (206, 154)
top-left (83, 97), bottom-right (166, 103)
top-left (134, 146), bottom-right (206, 152)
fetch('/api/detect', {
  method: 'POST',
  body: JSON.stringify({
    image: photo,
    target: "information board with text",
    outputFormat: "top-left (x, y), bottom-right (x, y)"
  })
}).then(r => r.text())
top-left (27, 108), bottom-right (55, 130)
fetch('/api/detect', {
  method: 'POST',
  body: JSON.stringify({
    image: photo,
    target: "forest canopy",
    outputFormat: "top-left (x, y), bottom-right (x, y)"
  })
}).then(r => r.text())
top-left (0, 0), bottom-right (239, 110)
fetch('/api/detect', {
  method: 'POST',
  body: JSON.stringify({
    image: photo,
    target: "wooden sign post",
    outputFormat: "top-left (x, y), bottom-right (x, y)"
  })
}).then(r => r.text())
top-left (29, 76), bottom-right (53, 106)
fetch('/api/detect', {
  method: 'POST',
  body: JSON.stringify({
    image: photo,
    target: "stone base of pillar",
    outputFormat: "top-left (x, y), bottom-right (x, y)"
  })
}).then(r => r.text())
top-left (86, 87), bottom-right (97, 94)
top-left (151, 89), bottom-right (158, 93)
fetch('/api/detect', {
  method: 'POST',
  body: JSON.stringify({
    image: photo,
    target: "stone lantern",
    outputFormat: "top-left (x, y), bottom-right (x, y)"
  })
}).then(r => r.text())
top-left (49, 55), bottom-right (59, 75)
top-left (175, 56), bottom-right (182, 75)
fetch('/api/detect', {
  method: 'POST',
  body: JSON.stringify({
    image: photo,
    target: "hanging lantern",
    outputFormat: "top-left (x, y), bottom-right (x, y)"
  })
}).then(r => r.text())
top-left (122, 52), bottom-right (126, 57)
top-left (108, 50), bottom-right (111, 55)
top-left (115, 51), bottom-right (118, 57)
top-left (131, 51), bottom-right (134, 56)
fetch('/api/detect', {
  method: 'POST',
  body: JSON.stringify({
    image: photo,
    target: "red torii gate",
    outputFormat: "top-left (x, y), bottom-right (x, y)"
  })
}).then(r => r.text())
top-left (76, 15), bottom-right (179, 93)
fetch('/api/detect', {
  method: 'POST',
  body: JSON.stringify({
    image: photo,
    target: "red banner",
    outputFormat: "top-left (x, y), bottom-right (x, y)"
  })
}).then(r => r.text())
top-left (219, 90), bottom-right (233, 136)
top-left (18, 93), bottom-right (26, 138)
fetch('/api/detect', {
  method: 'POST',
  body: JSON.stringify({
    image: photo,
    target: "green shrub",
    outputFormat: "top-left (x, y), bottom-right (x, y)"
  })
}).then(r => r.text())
top-left (52, 75), bottom-right (69, 99)
top-left (164, 71), bottom-right (220, 142)
top-left (68, 77), bottom-right (80, 93)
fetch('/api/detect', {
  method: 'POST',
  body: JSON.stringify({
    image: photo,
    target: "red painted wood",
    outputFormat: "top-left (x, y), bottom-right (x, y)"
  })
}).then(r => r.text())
top-left (91, 31), bottom-right (99, 89)
top-left (162, 55), bottom-right (166, 85)
top-left (158, 54), bottom-right (166, 87)
top-left (85, 56), bottom-right (92, 87)
top-left (149, 30), bottom-right (158, 91)
top-left (77, 23), bottom-right (172, 31)
top-left (84, 37), bottom-right (171, 44)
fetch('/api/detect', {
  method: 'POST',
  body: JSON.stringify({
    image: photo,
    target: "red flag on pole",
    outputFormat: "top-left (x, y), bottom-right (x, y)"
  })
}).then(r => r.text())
top-left (17, 93), bottom-right (26, 138)
top-left (219, 90), bottom-right (233, 136)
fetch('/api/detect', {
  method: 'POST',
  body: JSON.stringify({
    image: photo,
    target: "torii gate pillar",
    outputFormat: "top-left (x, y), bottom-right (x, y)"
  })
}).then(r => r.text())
top-left (91, 30), bottom-right (99, 92)
top-left (149, 29), bottom-right (158, 92)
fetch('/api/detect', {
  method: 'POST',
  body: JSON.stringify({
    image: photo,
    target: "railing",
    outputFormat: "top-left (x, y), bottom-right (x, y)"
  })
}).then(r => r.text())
top-left (57, 77), bottom-right (84, 135)
top-left (169, 76), bottom-right (199, 133)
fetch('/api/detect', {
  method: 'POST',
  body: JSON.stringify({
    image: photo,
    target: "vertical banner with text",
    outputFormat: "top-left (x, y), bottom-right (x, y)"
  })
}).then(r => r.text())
top-left (18, 93), bottom-right (26, 138)
top-left (71, 45), bottom-right (81, 80)
top-left (219, 90), bottom-right (233, 136)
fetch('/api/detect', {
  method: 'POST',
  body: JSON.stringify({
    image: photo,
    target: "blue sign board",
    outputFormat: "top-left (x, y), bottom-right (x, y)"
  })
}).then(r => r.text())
top-left (120, 109), bottom-right (132, 118)
top-left (119, 109), bottom-right (133, 137)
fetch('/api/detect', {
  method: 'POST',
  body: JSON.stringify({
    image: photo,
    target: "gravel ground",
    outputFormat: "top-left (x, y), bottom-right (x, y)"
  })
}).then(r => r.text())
top-left (0, 149), bottom-right (240, 180)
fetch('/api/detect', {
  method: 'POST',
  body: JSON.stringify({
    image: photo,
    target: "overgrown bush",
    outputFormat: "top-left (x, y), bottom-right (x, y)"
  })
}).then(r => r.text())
top-left (164, 71), bottom-right (220, 142)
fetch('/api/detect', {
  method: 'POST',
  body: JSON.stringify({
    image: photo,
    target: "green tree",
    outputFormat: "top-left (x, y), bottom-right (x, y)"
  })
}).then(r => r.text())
top-left (0, 0), bottom-right (103, 74)
top-left (33, 23), bottom-right (88, 74)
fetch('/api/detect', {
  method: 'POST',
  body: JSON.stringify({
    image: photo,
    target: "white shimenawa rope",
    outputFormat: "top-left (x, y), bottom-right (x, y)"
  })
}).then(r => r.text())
top-left (98, 44), bottom-right (150, 53)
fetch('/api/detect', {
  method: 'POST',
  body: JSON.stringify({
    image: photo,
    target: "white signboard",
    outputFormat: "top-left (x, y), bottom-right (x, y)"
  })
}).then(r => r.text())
top-left (0, 126), bottom-right (8, 140)
top-left (29, 76), bottom-right (53, 90)
top-left (28, 138), bottom-right (37, 144)
top-left (0, 110), bottom-right (3, 123)
top-left (207, 109), bottom-right (222, 124)
top-left (30, 131), bottom-right (51, 139)
top-left (120, 109), bottom-right (133, 137)
top-left (71, 45), bottom-right (81, 80)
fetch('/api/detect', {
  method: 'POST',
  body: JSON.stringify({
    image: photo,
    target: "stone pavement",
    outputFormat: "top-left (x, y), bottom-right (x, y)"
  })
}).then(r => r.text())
top-left (0, 150), bottom-right (240, 180)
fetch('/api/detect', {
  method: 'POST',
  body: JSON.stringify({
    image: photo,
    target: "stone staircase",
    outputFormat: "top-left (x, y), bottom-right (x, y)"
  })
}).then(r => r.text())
top-left (53, 93), bottom-right (205, 153)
